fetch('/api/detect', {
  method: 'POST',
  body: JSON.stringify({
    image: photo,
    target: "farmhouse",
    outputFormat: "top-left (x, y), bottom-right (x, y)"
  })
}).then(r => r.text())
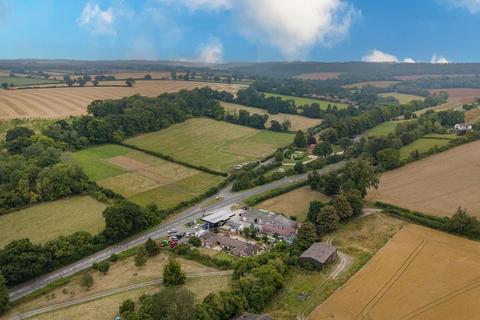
top-left (454, 123), bottom-right (473, 134)
top-left (299, 242), bottom-right (337, 270)
top-left (201, 232), bottom-right (259, 257)
top-left (240, 208), bottom-right (298, 238)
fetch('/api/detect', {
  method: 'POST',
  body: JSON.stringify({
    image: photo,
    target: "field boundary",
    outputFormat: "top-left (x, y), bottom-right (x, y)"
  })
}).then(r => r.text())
top-left (117, 142), bottom-right (228, 177)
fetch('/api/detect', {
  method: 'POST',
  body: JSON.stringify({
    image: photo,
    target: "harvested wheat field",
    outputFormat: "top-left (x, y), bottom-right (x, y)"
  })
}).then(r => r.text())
top-left (221, 101), bottom-right (322, 131)
top-left (0, 80), bottom-right (246, 119)
top-left (310, 224), bottom-right (480, 320)
top-left (368, 140), bottom-right (480, 217)
top-left (430, 88), bottom-right (480, 104)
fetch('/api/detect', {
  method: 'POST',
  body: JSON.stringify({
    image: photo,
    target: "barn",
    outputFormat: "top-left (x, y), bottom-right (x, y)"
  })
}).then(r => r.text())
top-left (299, 242), bottom-right (337, 270)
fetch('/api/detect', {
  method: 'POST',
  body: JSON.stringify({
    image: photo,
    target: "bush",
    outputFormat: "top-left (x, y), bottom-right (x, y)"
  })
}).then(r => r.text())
top-left (97, 261), bottom-right (110, 274)
top-left (188, 236), bottom-right (202, 247)
top-left (119, 299), bottom-right (135, 314)
top-left (163, 258), bottom-right (186, 286)
top-left (109, 253), bottom-right (119, 262)
top-left (79, 271), bottom-right (94, 289)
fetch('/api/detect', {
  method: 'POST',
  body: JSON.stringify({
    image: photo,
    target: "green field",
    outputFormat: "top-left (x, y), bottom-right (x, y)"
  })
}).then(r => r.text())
top-left (379, 92), bottom-right (424, 104)
top-left (0, 196), bottom-right (107, 248)
top-left (364, 120), bottom-right (409, 137)
top-left (263, 92), bottom-right (348, 110)
top-left (400, 137), bottom-right (452, 159)
top-left (67, 143), bottom-right (223, 209)
top-left (0, 76), bottom-right (59, 87)
top-left (125, 118), bottom-right (294, 171)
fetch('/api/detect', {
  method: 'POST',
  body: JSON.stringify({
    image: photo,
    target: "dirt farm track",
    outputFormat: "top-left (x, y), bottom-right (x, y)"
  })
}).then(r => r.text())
top-left (0, 80), bottom-right (245, 119)
top-left (368, 140), bottom-right (480, 217)
top-left (310, 224), bottom-right (480, 320)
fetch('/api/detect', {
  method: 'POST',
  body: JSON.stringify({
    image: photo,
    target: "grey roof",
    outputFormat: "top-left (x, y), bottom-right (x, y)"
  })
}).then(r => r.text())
top-left (234, 313), bottom-right (273, 320)
top-left (300, 242), bottom-right (336, 264)
top-left (242, 208), bottom-right (297, 228)
top-left (201, 208), bottom-right (235, 224)
top-left (202, 233), bottom-right (258, 255)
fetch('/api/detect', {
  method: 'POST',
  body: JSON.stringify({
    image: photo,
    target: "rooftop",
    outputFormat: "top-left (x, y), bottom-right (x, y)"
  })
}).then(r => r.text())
top-left (202, 233), bottom-right (258, 255)
top-left (300, 242), bottom-right (337, 264)
top-left (242, 208), bottom-right (297, 228)
top-left (201, 208), bottom-right (236, 224)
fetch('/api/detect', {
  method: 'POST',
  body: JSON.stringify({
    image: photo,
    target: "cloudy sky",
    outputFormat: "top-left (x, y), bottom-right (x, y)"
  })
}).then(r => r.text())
top-left (0, 0), bottom-right (479, 62)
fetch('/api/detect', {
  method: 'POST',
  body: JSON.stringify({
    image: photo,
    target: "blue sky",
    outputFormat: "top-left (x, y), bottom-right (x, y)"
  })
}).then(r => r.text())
top-left (0, 0), bottom-right (479, 63)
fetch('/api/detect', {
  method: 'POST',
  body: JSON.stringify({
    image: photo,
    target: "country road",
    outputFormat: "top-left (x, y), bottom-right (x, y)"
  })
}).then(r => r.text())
top-left (9, 271), bottom-right (233, 320)
top-left (8, 161), bottom-right (345, 301)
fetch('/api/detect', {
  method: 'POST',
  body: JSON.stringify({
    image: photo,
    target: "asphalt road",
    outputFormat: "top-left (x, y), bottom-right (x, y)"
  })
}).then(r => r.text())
top-left (9, 161), bottom-right (345, 301)
top-left (10, 271), bottom-right (233, 320)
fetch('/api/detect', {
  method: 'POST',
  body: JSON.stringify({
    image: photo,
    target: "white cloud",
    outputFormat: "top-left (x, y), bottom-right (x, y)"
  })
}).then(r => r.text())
top-left (438, 0), bottom-right (480, 14)
top-left (431, 54), bottom-right (449, 64)
top-left (362, 49), bottom-right (399, 63)
top-left (197, 39), bottom-right (224, 63)
top-left (403, 57), bottom-right (416, 63)
top-left (170, 0), bottom-right (359, 60)
top-left (77, 1), bottom-right (116, 35)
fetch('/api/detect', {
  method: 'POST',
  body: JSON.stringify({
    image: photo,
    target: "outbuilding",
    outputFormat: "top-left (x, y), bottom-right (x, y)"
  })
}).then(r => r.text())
top-left (299, 242), bottom-right (337, 270)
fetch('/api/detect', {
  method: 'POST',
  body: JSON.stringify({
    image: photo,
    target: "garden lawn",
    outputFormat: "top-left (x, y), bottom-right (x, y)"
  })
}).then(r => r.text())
top-left (0, 196), bottom-right (107, 248)
top-left (263, 92), bottom-right (347, 110)
top-left (124, 118), bottom-right (294, 172)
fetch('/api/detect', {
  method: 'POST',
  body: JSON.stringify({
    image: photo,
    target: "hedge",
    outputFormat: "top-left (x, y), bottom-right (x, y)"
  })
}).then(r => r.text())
top-left (118, 142), bottom-right (228, 177)
top-left (245, 180), bottom-right (308, 206)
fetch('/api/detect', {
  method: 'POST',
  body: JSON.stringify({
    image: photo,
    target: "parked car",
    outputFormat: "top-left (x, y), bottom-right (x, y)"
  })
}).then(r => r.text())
top-left (167, 229), bottom-right (177, 234)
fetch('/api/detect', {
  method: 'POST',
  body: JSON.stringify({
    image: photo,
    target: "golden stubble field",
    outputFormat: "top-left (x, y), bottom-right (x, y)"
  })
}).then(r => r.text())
top-left (368, 140), bottom-right (480, 217)
top-left (310, 224), bottom-right (480, 320)
top-left (0, 80), bottom-right (246, 119)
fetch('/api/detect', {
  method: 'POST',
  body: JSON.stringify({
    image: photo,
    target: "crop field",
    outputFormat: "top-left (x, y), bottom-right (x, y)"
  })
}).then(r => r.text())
top-left (310, 224), bottom-right (480, 320)
top-left (368, 140), bottom-right (480, 217)
top-left (364, 120), bottom-right (409, 137)
top-left (125, 118), bottom-right (294, 172)
top-left (0, 76), bottom-right (59, 86)
top-left (267, 213), bottom-right (406, 320)
top-left (0, 80), bottom-right (246, 119)
top-left (67, 144), bottom-right (223, 209)
top-left (256, 186), bottom-right (330, 220)
top-left (263, 92), bottom-right (348, 109)
top-left (220, 101), bottom-right (322, 131)
top-left (294, 72), bottom-right (342, 80)
top-left (379, 92), bottom-right (424, 104)
top-left (0, 196), bottom-right (107, 248)
top-left (343, 81), bottom-right (399, 89)
top-left (8, 251), bottom-right (229, 320)
top-left (399, 136), bottom-right (453, 159)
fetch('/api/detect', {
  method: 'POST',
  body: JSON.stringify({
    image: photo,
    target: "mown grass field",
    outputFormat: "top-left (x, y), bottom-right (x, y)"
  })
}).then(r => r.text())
top-left (263, 92), bottom-right (348, 110)
top-left (0, 196), bottom-right (107, 248)
top-left (364, 120), bottom-right (409, 137)
top-left (220, 101), bottom-right (322, 131)
top-left (125, 118), bottom-right (294, 172)
top-left (0, 76), bottom-right (59, 87)
top-left (9, 251), bottom-right (230, 320)
top-left (399, 136), bottom-right (452, 159)
top-left (379, 92), bottom-right (424, 104)
top-left (266, 213), bottom-right (406, 319)
top-left (67, 143), bottom-right (223, 209)
top-left (256, 186), bottom-right (330, 221)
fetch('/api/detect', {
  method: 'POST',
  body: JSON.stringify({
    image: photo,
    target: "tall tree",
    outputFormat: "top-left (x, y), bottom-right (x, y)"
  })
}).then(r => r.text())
top-left (313, 141), bottom-right (333, 157)
top-left (0, 274), bottom-right (9, 315)
top-left (342, 159), bottom-right (379, 197)
top-left (332, 194), bottom-right (353, 221)
top-left (134, 246), bottom-right (147, 267)
top-left (316, 205), bottom-right (340, 233)
top-left (145, 238), bottom-right (160, 256)
top-left (163, 258), bottom-right (186, 286)
top-left (293, 130), bottom-right (307, 148)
